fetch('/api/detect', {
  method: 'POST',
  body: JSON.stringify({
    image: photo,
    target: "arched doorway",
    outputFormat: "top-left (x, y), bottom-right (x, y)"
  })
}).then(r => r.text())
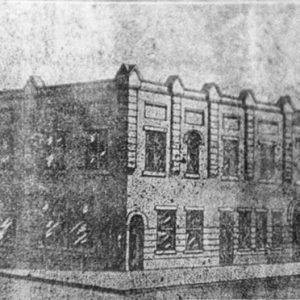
top-left (128, 215), bottom-right (144, 271)
top-left (293, 203), bottom-right (300, 261)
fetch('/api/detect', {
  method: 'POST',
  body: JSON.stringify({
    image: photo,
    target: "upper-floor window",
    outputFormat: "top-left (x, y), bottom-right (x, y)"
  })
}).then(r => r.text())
top-left (46, 131), bottom-right (66, 170)
top-left (0, 131), bottom-right (13, 169)
top-left (223, 138), bottom-right (239, 178)
top-left (145, 130), bottom-right (166, 173)
top-left (184, 131), bottom-right (202, 175)
top-left (295, 137), bottom-right (300, 149)
top-left (85, 129), bottom-right (108, 170)
top-left (272, 211), bottom-right (283, 248)
top-left (185, 209), bottom-right (203, 251)
top-left (259, 142), bottom-right (276, 180)
top-left (156, 209), bottom-right (176, 252)
top-left (238, 209), bottom-right (252, 250)
top-left (256, 211), bottom-right (267, 249)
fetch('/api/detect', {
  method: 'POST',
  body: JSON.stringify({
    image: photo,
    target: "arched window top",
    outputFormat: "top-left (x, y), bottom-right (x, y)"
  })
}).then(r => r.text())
top-left (183, 130), bottom-right (204, 146)
top-left (183, 130), bottom-right (204, 175)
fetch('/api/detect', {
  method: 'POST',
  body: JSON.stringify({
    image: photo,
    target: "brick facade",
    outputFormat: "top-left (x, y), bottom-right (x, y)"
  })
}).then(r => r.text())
top-left (0, 64), bottom-right (299, 273)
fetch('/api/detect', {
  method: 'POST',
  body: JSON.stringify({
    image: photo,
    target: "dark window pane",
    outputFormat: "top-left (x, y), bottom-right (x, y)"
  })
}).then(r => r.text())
top-left (145, 131), bottom-right (166, 172)
top-left (186, 131), bottom-right (202, 175)
top-left (157, 210), bottom-right (176, 251)
top-left (223, 139), bottom-right (239, 177)
top-left (256, 212), bottom-right (267, 249)
top-left (186, 210), bottom-right (203, 251)
top-left (0, 131), bottom-right (13, 169)
top-left (85, 129), bottom-right (108, 169)
top-left (43, 199), bottom-right (68, 248)
top-left (238, 210), bottom-right (251, 249)
top-left (259, 143), bottom-right (276, 180)
top-left (272, 211), bottom-right (282, 248)
top-left (45, 131), bottom-right (66, 170)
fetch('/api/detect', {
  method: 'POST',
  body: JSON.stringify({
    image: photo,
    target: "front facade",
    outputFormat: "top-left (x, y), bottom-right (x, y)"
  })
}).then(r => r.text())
top-left (0, 64), bottom-right (299, 273)
top-left (120, 65), bottom-right (300, 271)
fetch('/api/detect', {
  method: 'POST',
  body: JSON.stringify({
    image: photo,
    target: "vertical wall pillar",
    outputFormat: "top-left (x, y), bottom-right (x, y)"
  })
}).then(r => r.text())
top-left (240, 90), bottom-right (257, 181)
top-left (278, 96), bottom-right (294, 183)
top-left (127, 88), bottom-right (138, 170)
top-left (15, 77), bottom-right (41, 268)
top-left (244, 107), bottom-right (255, 180)
top-left (171, 95), bottom-right (182, 175)
top-left (205, 84), bottom-right (221, 178)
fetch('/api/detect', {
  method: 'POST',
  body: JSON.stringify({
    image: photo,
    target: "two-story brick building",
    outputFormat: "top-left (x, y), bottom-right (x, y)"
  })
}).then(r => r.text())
top-left (0, 64), bottom-right (299, 274)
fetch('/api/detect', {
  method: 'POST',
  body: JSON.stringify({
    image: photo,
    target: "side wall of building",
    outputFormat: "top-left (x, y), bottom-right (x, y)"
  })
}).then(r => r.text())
top-left (0, 78), bottom-right (128, 271)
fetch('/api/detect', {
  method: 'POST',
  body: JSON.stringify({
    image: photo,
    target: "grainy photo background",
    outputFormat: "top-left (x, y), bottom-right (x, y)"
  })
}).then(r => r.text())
top-left (0, 1), bottom-right (300, 299)
top-left (0, 1), bottom-right (299, 107)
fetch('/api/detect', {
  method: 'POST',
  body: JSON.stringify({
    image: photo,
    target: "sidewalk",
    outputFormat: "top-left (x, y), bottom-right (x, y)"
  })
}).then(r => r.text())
top-left (0, 262), bottom-right (300, 294)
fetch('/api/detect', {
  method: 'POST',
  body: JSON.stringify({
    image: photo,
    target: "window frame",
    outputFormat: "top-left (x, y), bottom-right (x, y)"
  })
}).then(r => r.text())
top-left (143, 127), bottom-right (167, 177)
top-left (85, 129), bottom-right (109, 170)
top-left (258, 140), bottom-right (277, 183)
top-left (271, 210), bottom-right (283, 249)
top-left (155, 206), bottom-right (177, 255)
top-left (255, 209), bottom-right (268, 250)
top-left (222, 136), bottom-right (240, 181)
top-left (184, 207), bottom-right (204, 253)
top-left (45, 130), bottom-right (67, 171)
top-left (184, 131), bottom-right (203, 178)
top-left (238, 208), bottom-right (252, 251)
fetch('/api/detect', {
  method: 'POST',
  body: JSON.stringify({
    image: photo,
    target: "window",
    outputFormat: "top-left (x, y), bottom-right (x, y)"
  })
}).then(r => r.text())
top-left (43, 198), bottom-right (68, 247)
top-left (85, 129), bottom-right (108, 169)
top-left (145, 131), bottom-right (166, 173)
top-left (45, 131), bottom-right (66, 170)
top-left (256, 211), bottom-right (267, 249)
top-left (223, 139), bottom-right (239, 178)
top-left (295, 137), bottom-right (300, 149)
top-left (259, 142), bottom-right (276, 180)
top-left (156, 209), bottom-right (176, 252)
top-left (0, 131), bottom-right (13, 169)
top-left (238, 209), bottom-right (252, 250)
top-left (186, 210), bottom-right (203, 251)
top-left (272, 211), bottom-right (283, 248)
top-left (184, 131), bottom-right (202, 175)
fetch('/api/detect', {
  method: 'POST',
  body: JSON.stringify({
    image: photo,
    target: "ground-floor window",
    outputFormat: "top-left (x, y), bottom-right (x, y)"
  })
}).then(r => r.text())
top-left (238, 209), bottom-right (252, 250)
top-left (272, 211), bottom-right (283, 248)
top-left (256, 210), bottom-right (267, 249)
top-left (156, 209), bottom-right (176, 252)
top-left (185, 209), bottom-right (203, 251)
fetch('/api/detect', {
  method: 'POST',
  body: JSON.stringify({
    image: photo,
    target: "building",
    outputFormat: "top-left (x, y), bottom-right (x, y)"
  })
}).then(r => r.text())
top-left (0, 64), bottom-right (299, 273)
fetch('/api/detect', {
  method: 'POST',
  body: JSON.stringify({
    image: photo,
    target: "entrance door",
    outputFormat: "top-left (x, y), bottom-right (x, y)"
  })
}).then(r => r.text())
top-left (293, 203), bottom-right (300, 261)
top-left (219, 211), bottom-right (234, 265)
top-left (129, 215), bottom-right (144, 271)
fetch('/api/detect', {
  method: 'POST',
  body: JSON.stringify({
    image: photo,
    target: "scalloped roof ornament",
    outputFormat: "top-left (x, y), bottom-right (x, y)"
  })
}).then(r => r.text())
top-left (276, 95), bottom-right (295, 113)
top-left (24, 75), bottom-right (45, 96)
top-left (165, 75), bottom-right (185, 95)
top-left (239, 89), bottom-right (257, 106)
top-left (115, 63), bottom-right (142, 88)
top-left (202, 83), bottom-right (221, 101)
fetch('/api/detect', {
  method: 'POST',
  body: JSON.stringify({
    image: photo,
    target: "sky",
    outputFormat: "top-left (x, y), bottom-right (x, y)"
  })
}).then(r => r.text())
top-left (0, 2), bottom-right (300, 107)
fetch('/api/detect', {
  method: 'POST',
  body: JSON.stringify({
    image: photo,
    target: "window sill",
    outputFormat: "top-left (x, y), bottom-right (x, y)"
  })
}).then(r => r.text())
top-left (154, 250), bottom-right (176, 255)
top-left (183, 249), bottom-right (204, 254)
top-left (237, 248), bottom-right (252, 254)
top-left (271, 247), bottom-right (283, 251)
top-left (184, 173), bottom-right (200, 179)
top-left (221, 176), bottom-right (239, 182)
top-left (258, 179), bottom-right (276, 184)
top-left (256, 248), bottom-right (267, 252)
top-left (142, 171), bottom-right (166, 178)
